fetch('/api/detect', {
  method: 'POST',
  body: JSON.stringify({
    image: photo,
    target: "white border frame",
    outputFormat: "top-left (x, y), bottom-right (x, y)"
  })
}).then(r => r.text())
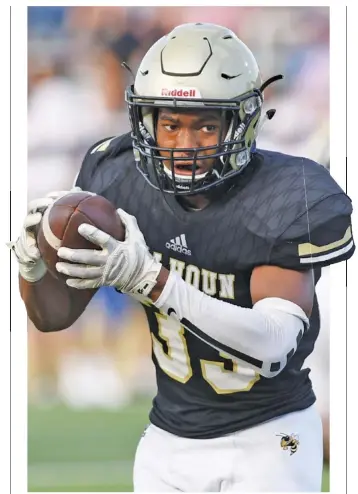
top-left (346, 4), bottom-right (357, 494)
top-left (5, 3), bottom-right (355, 494)
top-left (1, 5), bottom-right (11, 494)
top-left (9, 5), bottom-right (28, 494)
top-left (329, 5), bottom-right (349, 494)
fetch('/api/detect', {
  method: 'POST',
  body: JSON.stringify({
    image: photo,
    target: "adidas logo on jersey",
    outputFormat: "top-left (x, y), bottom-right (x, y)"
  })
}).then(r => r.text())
top-left (166, 234), bottom-right (191, 256)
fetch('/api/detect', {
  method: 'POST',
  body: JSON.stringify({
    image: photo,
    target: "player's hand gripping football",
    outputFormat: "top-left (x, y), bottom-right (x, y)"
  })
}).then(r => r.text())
top-left (8, 187), bottom-right (83, 282)
top-left (56, 209), bottom-right (163, 297)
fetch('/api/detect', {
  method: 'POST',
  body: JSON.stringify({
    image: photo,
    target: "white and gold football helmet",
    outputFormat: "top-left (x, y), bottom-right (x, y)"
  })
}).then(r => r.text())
top-left (125, 22), bottom-right (281, 195)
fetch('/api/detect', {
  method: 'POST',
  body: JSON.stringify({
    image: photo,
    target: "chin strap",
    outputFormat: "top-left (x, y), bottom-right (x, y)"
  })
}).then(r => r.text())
top-left (121, 62), bottom-right (135, 80)
top-left (256, 74), bottom-right (284, 134)
top-left (260, 74), bottom-right (284, 92)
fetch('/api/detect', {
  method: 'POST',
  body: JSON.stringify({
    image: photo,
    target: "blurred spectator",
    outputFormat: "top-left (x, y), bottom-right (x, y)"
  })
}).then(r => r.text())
top-left (28, 6), bottom-right (68, 37)
top-left (27, 38), bottom-right (122, 201)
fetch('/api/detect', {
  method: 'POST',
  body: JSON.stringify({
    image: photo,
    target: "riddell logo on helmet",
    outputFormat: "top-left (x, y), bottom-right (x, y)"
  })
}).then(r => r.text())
top-left (161, 88), bottom-right (200, 98)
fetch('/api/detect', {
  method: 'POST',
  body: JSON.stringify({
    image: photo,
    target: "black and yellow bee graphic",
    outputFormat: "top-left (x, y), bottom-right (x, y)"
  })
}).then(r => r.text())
top-left (276, 433), bottom-right (300, 455)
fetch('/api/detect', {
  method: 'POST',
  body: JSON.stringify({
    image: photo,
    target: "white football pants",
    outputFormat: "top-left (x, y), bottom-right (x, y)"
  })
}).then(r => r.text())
top-left (133, 405), bottom-right (323, 492)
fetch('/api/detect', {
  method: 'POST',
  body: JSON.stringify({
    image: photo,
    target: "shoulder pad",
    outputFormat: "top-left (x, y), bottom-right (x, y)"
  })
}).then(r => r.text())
top-left (75, 132), bottom-right (133, 191)
top-left (240, 151), bottom-right (347, 239)
top-left (88, 132), bottom-right (132, 156)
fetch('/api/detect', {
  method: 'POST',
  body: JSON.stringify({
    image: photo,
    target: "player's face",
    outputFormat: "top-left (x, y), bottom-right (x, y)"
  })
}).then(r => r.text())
top-left (156, 108), bottom-right (228, 177)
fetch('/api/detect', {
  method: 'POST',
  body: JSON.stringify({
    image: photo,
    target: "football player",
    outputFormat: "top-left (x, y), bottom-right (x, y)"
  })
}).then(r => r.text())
top-left (11, 23), bottom-right (354, 491)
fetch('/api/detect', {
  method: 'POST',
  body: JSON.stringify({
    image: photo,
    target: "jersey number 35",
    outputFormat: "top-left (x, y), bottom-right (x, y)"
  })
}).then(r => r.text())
top-left (147, 306), bottom-right (260, 394)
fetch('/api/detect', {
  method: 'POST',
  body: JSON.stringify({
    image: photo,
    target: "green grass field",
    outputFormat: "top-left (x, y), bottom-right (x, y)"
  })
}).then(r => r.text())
top-left (28, 400), bottom-right (329, 492)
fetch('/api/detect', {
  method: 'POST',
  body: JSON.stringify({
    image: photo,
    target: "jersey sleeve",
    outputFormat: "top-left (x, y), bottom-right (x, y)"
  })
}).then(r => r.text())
top-left (268, 193), bottom-right (355, 270)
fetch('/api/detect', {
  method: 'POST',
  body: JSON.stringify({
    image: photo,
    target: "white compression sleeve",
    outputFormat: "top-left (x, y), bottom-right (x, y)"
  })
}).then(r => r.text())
top-left (154, 271), bottom-right (310, 378)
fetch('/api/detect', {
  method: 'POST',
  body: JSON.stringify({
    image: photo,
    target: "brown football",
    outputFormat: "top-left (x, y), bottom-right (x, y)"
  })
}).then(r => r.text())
top-left (37, 192), bottom-right (125, 281)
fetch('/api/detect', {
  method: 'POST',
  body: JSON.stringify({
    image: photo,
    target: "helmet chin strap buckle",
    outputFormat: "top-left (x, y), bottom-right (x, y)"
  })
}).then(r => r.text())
top-left (266, 109), bottom-right (276, 120)
top-left (257, 108), bottom-right (276, 134)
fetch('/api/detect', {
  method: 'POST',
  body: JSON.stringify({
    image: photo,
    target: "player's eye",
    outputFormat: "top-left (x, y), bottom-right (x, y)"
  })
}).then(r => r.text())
top-left (202, 125), bottom-right (218, 133)
top-left (163, 124), bottom-right (178, 132)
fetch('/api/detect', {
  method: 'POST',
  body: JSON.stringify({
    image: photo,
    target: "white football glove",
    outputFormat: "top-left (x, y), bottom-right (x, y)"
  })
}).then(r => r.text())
top-left (8, 187), bottom-right (83, 283)
top-left (56, 208), bottom-right (162, 297)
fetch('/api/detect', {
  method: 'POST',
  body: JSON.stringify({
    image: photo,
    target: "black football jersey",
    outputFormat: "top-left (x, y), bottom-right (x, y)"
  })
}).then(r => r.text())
top-left (76, 133), bottom-right (355, 439)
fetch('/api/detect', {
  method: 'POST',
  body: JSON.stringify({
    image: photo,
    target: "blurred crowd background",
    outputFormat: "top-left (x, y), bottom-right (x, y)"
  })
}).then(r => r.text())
top-left (27, 6), bottom-right (330, 492)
